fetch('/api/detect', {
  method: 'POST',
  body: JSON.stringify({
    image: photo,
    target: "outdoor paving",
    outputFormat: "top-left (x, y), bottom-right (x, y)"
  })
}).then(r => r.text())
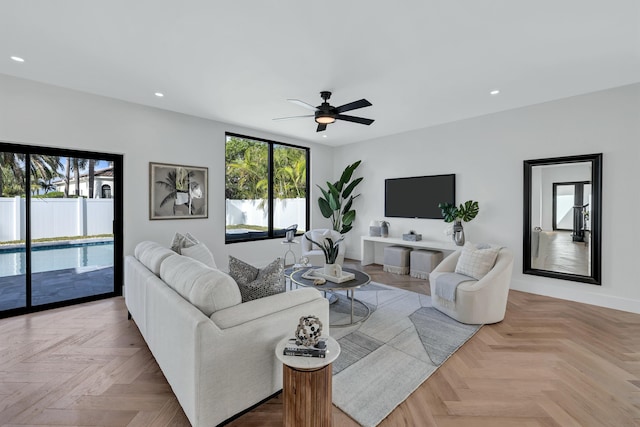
top-left (0, 265), bottom-right (114, 311)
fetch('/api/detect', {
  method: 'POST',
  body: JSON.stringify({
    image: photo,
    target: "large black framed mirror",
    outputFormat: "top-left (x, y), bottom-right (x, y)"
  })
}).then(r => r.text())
top-left (523, 153), bottom-right (602, 285)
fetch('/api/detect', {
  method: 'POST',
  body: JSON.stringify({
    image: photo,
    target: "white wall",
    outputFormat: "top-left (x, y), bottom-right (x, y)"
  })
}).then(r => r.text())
top-left (0, 74), bottom-right (334, 270)
top-left (2, 73), bottom-right (638, 313)
top-left (335, 83), bottom-right (640, 313)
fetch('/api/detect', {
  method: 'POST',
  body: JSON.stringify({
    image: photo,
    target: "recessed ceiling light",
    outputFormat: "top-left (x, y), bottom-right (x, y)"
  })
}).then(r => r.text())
top-left (490, 89), bottom-right (500, 96)
top-left (322, 135), bottom-right (327, 138)
top-left (154, 92), bottom-right (164, 97)
top-left (10, 56), bottom-right (25, 63)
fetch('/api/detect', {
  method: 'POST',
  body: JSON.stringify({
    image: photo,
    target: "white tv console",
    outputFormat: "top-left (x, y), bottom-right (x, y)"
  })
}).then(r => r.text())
top-left (361, 236), bottom-right (459, 266)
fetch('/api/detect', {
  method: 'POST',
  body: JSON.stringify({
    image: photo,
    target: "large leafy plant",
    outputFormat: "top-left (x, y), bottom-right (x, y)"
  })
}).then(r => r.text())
top-left (304, 233), bottom-right (344, 264)
top-left (438, 200), bottom-right (479, 223)
top-left (317, 160), bottom-right (363, 234)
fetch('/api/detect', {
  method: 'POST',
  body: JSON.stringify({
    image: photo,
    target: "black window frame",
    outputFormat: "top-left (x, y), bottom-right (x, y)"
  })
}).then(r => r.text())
top-left (0, 141), bottom-right (124, 318)
top-left (225, 132), bottom-right (310, 244)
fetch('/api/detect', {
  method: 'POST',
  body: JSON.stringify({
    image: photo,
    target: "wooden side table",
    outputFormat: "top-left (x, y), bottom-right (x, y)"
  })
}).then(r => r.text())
top-left (275, 336), bottom-right (341, 427)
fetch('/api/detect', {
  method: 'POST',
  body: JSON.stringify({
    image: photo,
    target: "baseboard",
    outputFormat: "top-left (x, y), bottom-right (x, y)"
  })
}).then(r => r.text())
top-left (510, 277), bottom-right (640, 314)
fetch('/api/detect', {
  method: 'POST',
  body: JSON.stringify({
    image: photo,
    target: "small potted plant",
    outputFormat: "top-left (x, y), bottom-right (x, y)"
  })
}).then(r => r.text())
top-left (304, 232), bottom-right (344, 277)
top-left (438, 200), bottom-right (479, 246)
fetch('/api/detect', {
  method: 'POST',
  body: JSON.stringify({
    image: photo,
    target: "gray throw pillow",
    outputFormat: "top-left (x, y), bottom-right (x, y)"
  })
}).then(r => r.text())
top-left (228, 256), bottom-right (284, 302)
top-left (170, 232), bottom-right (198, 254)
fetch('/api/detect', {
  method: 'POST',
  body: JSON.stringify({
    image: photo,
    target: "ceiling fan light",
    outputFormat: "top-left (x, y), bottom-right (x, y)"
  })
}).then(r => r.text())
top-left (315, 113), bottom-right (336, 124)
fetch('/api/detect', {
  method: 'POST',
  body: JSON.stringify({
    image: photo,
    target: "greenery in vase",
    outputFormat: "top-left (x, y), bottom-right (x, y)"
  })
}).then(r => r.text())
top-left (317, 160), bottom-right (363, 234)
top-left (304, 232), bottom-right (344, 264)
top-left (438, 200), bottom-right (479, 223)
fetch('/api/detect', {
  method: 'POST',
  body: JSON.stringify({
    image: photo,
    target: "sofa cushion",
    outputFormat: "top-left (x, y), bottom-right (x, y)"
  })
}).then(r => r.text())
top-left (455, 242), bottom-right (500, 280)
top-left (229, 256), bottom-right (284, 302)
top-left (181, 242), bottom-right (217, 269)
top-left (160, 254), bottom-right (241, 316)
top-left (134, 241), bottom-right (176, 276)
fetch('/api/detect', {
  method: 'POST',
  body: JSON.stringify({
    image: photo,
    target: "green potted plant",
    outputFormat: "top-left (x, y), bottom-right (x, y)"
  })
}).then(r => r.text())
top-left (438, 200), bottom-right (479, 246)
top-left (317, 160), bottom-right (363, 234)
top-left (304, 232), bottom-right (344, 277)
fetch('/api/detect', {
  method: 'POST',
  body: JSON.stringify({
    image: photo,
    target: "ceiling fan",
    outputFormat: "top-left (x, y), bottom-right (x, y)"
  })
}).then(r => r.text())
top-left (274, 91), bottom-right (374, 132)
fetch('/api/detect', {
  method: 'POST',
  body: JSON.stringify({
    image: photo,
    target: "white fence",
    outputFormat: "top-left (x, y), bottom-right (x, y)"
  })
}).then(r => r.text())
top-left (226, 198), bottom-right (307, 230)
top-left (0, 197), bottom-right (113, 241)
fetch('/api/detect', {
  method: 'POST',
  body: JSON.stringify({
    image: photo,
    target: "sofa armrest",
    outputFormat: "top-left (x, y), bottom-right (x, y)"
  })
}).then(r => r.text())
top-left (210, 288), bottom-right (325, 329)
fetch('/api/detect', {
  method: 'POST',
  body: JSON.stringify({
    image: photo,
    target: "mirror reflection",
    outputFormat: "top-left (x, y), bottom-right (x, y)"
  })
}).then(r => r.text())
top-left (524, 154), bottom-right (602, 285)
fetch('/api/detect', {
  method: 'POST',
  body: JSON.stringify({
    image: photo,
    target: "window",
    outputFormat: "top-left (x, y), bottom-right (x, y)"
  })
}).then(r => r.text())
top-left (225, 133), bottom-right (309, 243)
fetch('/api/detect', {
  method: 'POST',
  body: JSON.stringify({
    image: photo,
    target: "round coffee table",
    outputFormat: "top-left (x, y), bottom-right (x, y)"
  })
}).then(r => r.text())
top-left (290, 267), bottom-right (372, 327)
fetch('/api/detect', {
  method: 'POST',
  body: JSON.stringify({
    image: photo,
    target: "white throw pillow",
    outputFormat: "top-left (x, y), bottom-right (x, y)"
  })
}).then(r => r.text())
top-left (181, 242), bottom-right (217, 269)
top-left (170, 232), bottom-right (198, 254)
top-left (455, 242), bottom-right (500, 280)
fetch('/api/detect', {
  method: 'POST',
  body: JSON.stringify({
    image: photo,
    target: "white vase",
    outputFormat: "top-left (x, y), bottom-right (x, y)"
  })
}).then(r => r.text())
top-left (324, 263), bottom-right (342, 278)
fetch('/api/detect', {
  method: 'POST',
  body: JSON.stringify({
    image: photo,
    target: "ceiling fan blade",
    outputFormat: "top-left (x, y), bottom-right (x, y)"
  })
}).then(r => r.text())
top-left (288, 99), bottom-right (318, 111)
top-left (335, 99), bottom-right (372, 113)
top-left (335, 114), bottom-right (374, 125)
top-left (273, 114), bottom-right (314, 121)
top-left (316, 123), bottom-right (327, 132)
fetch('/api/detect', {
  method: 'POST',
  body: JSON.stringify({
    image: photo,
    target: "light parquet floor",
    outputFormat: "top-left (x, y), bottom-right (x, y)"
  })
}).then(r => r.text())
top-left (1, 262), bottom-right (639, 426)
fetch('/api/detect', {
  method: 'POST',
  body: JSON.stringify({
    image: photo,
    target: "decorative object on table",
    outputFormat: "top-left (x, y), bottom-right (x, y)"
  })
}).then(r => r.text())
top-left (304, 231), bottom-right (344, 278)
top-left (149, 162), bottom-right (208, 220)
top-left (402, 230), bottom-right (422, 241)
top-left (294, 315), bottom-right (323, 346)
top-left (380, 221), bottom-right (389, 238)
top-left (283, 337), bottom-right (328, 358)
top-left (228, 256), bottom-right (284, 302)
top-left (284, 224), bottom-right (298, 242)
top-left (438, 200), bottom-right (479, 246)
top-left (293, 256), bottom-right (311, 270)
top-left (369, 220), bottom-right (382, 237)
top-left (317, 160), bottom-right (363, 234)
top-left (301, 267), bottom-right (356, 284)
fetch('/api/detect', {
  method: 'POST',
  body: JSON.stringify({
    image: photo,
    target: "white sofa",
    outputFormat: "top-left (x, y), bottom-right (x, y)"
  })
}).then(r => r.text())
top-left (125, 241), bottom-right (329, 426)
top-left (429, 248), bottom-right (514, 324)
top-left (300, 229), bottom-right (346, 266)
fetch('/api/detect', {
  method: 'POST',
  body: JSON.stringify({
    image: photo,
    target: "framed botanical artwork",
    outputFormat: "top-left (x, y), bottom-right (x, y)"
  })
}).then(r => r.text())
top-left (149, 162), bottom-right (208, 220)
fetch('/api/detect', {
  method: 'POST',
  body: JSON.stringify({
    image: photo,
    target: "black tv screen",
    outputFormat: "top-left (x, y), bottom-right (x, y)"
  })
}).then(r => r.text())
top-left (385, 174), bottom-right (455, 219)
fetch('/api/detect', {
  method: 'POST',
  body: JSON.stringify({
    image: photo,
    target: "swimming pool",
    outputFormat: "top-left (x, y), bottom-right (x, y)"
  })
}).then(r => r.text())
top-left (0, 241), bottom-right (114, 276)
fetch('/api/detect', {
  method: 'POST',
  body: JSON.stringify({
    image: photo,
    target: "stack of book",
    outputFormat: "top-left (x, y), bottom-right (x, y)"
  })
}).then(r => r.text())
top-left (283, 338), bottom-right (327, 358)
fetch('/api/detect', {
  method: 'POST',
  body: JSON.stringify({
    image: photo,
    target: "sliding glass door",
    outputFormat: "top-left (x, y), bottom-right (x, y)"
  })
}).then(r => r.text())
top-left (0, 143), bottom-right (123, 317)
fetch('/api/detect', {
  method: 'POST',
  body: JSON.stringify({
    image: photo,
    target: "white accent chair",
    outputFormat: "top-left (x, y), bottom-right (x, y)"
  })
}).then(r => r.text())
top-left (429, 248), bottom-right (514, 324)
top-left (300, 229), bottom-right (346, 266)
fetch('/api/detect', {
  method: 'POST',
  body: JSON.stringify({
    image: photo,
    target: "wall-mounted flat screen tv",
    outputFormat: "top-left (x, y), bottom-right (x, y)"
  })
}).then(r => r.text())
top-left (385, 174), bottom-right (455, 219)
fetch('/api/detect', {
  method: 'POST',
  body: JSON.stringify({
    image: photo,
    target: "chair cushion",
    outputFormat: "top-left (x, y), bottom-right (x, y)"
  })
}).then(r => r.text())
top-left (160, 254), bottom-right (241, 316)
top-left (181, 242), bottom-right (217, 269)
top-left (228, 256), bottom-right (284, 302)
top-left (455, 242), bottom-right (500, 280)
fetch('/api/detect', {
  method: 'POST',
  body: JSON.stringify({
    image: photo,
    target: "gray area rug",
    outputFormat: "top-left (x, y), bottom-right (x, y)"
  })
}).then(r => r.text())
top-left (329, 282), bottom-right (481, 427)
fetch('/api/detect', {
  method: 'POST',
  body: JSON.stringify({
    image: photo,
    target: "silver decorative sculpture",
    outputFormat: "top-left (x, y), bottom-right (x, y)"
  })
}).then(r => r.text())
top-left (295, 315), bottom-right (323, 346)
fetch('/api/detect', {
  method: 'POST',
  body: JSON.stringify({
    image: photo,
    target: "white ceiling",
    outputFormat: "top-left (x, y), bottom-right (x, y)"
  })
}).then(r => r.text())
top-left (1, 1), bottom-right (639, 147)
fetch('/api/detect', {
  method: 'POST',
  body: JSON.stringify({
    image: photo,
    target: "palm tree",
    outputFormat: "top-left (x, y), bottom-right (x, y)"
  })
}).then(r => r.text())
top-left (38, 179), bottom-right (55, 194)
top-left (0, 152), bottom-right (61, 196)
top-left (88, 159), bottom-right (96, 198)
top-left (71, 158), bottom-right (88, 196)
top-left (63, 157), bottom-right (69, 197)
